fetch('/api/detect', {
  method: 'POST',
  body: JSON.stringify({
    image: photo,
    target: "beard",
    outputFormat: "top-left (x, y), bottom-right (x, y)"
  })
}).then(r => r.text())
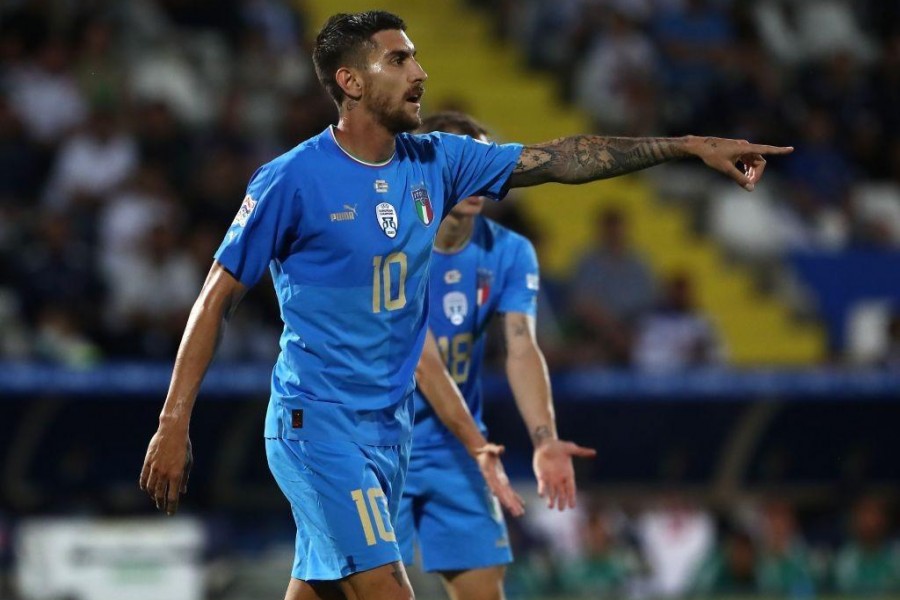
top-left (368, 86), bottom-right (421, 134)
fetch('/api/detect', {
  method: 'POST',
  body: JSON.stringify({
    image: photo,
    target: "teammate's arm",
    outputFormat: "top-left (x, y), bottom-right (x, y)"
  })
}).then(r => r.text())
top-left (508, 135), bottom-right (793, 191)
top-left (503, 312), bottom-right (596, 511)
top-left (416, 329), bottom-right (525, 516)
top-left (139, 261), bottom-right (247, 515)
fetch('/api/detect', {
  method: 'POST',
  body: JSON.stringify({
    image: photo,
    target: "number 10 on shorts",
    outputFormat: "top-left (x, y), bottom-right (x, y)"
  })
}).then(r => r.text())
top-left (351, 488), bottom-right (396, 546)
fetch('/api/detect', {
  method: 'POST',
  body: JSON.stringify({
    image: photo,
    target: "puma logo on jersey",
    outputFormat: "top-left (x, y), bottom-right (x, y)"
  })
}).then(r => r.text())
top-left (330, 204), bottom-right (358, 222)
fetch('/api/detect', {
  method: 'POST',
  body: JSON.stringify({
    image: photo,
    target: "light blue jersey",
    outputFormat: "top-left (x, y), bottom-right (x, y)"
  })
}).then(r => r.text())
top-left (215, 127), bottom-right (523, 446)
top-left (412, 216), bottom-right (539, 447)
top-left (215, 127), bottom-right (521, 581)
top-left (399, 216), bottom-right (540, 572)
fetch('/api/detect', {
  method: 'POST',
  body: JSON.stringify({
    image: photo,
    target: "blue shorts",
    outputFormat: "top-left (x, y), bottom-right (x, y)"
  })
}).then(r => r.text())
top-left (266, 437), bottom-right (410, 581)
top-left (397, 442), bottom-right (512, 572)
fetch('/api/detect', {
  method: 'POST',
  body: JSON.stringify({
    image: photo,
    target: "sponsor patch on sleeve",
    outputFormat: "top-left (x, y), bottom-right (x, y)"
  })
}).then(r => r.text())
top-left (232, 195), bottom-right (257, 227)
top-left (526, 273), bottom-right (540, 291)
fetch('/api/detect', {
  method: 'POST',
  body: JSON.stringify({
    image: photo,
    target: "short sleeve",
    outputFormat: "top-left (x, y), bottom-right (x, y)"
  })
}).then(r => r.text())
top-left (438, 133), bottom-right (523, 204)
top-left (497, 236), bottom-right (539, 317)
top-left (214, 162), bottom-right (298, 288)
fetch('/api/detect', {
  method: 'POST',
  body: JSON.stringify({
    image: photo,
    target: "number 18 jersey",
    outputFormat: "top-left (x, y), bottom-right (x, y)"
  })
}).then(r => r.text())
top-left (214, 126), bottom-right (522, 446)
top-left (412, 217), bottom-right (540, 448)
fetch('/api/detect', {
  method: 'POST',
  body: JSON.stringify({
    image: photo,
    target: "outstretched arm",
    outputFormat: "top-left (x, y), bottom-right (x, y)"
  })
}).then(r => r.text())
top-left (509, 135), bottom-right (792, 191)
top-left (504, 312), bottom-right (596, 511)
top-left (139, 261), bottom-right (246, 515)
top-left (416, 329), bottom-right (525, 516)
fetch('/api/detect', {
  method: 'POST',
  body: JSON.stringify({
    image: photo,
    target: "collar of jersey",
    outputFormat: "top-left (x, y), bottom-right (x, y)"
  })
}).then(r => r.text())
top-left (328, 126), bottom-right (396, 167)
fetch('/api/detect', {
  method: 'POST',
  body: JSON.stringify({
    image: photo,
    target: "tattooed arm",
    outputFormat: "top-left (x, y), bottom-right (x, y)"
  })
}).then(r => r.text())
top-left (508, 135), bottom-right (793, 192)
top-left (504, 312), bottom-right (595, 510)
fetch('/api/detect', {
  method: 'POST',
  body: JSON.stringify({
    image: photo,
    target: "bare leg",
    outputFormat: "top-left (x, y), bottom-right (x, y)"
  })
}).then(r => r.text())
top-left (439, 566), bottom-right (506, 600)
top-left (284, 577), bottom-right (350, 600)
top-left (340, 561), bottom-right (414, 600)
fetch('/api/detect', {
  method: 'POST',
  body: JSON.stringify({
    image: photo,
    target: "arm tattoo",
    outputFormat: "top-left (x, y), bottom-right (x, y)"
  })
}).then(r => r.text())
top-left (510, 317), bottom-right (528, 337)
top-left (509, 135), bottom-right (690, 188)
top-left (532, 425), bottom-right (553, 446)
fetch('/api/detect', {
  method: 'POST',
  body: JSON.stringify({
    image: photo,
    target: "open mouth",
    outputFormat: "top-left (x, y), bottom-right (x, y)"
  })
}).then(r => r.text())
top-left (406, 89), bottom-right (424, 106)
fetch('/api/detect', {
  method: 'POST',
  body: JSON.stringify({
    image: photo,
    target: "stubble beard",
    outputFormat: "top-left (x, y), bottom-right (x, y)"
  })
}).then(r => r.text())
top-left (369, 88), bottom-right (421, 134)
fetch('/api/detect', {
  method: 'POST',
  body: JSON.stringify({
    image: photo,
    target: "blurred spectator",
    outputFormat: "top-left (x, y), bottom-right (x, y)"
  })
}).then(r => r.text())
top-left (833, 495), bottom-right (900, 595)
top-left (632, 271), bottom-right (723, 371)
top-left (753, 0), bottom-right (876, 66)
top-left (133, 100), bottom-right (192, 188)
top-left (574, 7), bottom-right (659, 135)
top-left (756, 500), bottom-right (816, 596)
top-left (779, 108), bottom-right (854, 249)
top-left (651, 0), bottom-right (735, 130)
top-left (570, 207), bottom-right (656, 364)
top-left (5, 36), bottom-right (87, 145)
top-left (73, 15), bottom-right (127, 109)
top-left (638, 496), bottom-right (714, 598)
top-left (0, 94), bottom-right (38, 202)
top-left (690, 527), bottom-right (759, 597)
top-left (32, 304), bottom-right (101, 366)
top-left (104, 222), bottom-right (202, 358)
top-left (17, 213), bottom-right (105, 338)
top-left (561, 506), bottom-right (638, 598)
top-left (878, 311), bottom-right (900, 370)
top-left (42, 104), bottom-right (138, 212)
top-left (98, 162), bottom-right (177, 276)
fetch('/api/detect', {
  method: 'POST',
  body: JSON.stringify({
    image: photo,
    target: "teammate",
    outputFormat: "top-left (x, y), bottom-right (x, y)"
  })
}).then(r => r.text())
top-left (399, 111), bottom-right (595, 600)
top-left (139, 10), bottom-right (792, 600)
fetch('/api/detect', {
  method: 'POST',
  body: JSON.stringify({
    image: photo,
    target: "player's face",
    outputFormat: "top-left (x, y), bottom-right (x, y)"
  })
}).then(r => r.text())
top-left (362, 29), bottom-right (427, 134)
top-left (448, 134), bottom-right (489, 217)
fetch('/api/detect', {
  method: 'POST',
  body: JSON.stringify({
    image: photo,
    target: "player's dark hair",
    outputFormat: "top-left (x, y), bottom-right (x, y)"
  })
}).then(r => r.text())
top-left (417, 111), bottom-right (489, 139)
top-left (313, 11), bottom-right (407, 104)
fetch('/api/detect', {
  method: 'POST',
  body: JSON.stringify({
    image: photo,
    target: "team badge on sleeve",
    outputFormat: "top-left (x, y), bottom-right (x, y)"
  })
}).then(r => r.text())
top-left (443, 291), bottom-right (468, 325)
top-left (376, 202), bottom-right (398, 238)
top-left (232, 195), bottom-right (257, 227)
top-left (411, 185), bottom-right (434, 226)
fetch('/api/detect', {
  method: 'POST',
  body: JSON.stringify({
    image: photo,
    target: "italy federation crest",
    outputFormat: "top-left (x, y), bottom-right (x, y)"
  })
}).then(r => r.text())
top-left (476, 268), bottom-right (493, 306)
top-left (411, 185), bottom-right (434, 226)
top-left (376, 202), bottom-right (398, 238)
top-left (443, 291), bottom-right (468, 326)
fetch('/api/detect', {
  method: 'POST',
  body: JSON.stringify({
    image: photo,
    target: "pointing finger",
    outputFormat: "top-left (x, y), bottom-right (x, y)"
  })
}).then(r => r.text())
top-left (747, 144), bottom-right (793, 155)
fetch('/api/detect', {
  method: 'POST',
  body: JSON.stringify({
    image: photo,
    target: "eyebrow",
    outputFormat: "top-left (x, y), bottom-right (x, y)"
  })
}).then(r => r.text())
top-left (385, 48), bottom-right (416, 61)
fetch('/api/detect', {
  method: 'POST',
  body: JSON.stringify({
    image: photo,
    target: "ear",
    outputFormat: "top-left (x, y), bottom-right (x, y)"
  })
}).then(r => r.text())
top-left (335, 67), bottom-right (363, 102)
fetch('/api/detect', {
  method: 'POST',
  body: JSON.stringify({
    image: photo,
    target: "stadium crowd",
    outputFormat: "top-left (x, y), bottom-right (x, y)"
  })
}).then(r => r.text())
top-left (501, 493), bottom-right (900, 599)
top-left (1, 1), bottom-right (900, 598)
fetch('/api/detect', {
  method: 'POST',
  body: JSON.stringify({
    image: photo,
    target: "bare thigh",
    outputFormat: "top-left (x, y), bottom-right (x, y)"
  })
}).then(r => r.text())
top-left (285, 562), bottom-right (413, 600)
top-left (439, 566), bottom-right (506, 600)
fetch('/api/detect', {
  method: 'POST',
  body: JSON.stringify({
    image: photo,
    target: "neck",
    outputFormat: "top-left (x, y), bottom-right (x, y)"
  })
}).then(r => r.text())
top-left (436, 214), bottom-right (475, 252)
top-left (333, 107), bottom-right (396, 164)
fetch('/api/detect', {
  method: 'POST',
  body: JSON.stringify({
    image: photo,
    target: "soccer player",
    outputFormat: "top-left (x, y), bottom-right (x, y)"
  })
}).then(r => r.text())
top-left (398, 111), bottom-right (596, 600)
top-left (139, 10), bottom-right (792, 600)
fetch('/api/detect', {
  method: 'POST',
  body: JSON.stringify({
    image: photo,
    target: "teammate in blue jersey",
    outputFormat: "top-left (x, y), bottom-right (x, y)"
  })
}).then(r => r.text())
top-left (398, 111), bottom-right (596, 600)
top-left (139, 9), bottom-right (793, 600)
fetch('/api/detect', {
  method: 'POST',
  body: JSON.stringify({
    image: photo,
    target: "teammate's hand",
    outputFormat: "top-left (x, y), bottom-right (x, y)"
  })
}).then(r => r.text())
top-left (688, 136), bottom-right (793, 192)
top-left (139, 428), bottom-right (193, 516)
top-left (474, 443), bottom-right (525, 517)
top-left (533, 439), bottom-right (596, 511)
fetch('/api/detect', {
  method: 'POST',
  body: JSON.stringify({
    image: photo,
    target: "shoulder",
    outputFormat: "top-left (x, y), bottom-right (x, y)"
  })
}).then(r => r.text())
top-left (483, 218), bottom-right (536, 258)
top-left (397, 131), bottom-right (479, 160)
top-left (260, 129), bottom-right (332, 179)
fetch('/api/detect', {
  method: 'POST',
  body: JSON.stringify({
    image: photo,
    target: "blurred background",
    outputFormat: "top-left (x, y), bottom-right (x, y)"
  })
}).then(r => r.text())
top-left (1, 0), bottom-right (899, 598)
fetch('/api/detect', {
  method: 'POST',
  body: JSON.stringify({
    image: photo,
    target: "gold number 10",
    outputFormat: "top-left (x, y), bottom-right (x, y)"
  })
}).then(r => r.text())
top-left (372, 252), bottom-right (408, 313)
top-left (351, 488), bottom-right (396, 546)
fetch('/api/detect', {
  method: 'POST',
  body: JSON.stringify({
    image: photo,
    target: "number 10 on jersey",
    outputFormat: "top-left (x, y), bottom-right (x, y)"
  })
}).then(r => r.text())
top-left (372, 252), bottom-right (408, 313)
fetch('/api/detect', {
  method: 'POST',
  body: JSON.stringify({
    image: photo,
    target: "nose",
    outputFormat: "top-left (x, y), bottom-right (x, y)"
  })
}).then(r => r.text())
top-left (411, 58), bottom-right (427, 83)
